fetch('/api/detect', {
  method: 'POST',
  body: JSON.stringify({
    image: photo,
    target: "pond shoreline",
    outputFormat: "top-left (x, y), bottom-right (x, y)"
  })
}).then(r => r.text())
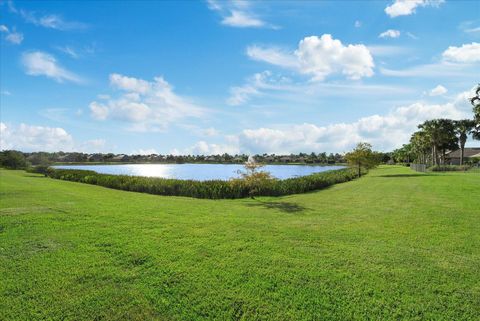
top-left (52, 163), bottom-right (346, 181)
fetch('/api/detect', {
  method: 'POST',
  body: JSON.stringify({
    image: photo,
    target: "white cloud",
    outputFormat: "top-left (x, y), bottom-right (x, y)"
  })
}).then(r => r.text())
top-left (177, 140), bottom-right (240, 156)
top-left (442, 43), bottom-right (480, 63)
top-left (207, 0), bottom-right (274, 28)
top-left (20, 11), bottom-right (87, 30)
top-left (228, 71), bottom-right (414, 107)
top-left (355, 20), bottom-right (362, 28)
top-left (89, 74), bottom-right (205, 131)
top-left (247, 34), bottom-right (374, 81)
top-left (385, 0), bottom-right (444, 18)
top-left (227, 71), bottom-right (292, 106)
top-left (0, 122), bottom-right (74, 152)
top-left (379, 29), bottom-right (401, 38)
top-left (406, 32), bottom-right (419, 40)
top-left (0, 122), bottom-right (108, 152)
top-left (246, 46), bottom-right (298, 69)
top-left (109, 73), bottom-right (150, 94)
top-left (203, 127), bottom-right (219, 137)
top-left (465, 27), bottom-right (480, 33)
top-left (222, 10), bottom-right (264, 28)
top-left (429, 85), bottom-right (447, 96)
top-left (89, 102), bottom-right (110, 120)
top-left (132, 148), bottom-right (158, 155)
top-left (56, 46), bottom-right (79, 59)
top-left (21, 51), bottom-right (83, 83)
top-left (5, 31), bottom-right (23, 44)
top-left (0, 24), bottom-right (23, 44)
top-left (380, 61), bottom-right (474, 78)
top-left (236, 91), bottom-right (470, 153)
top-left (183, 88), bottom-right (473, 154)
top-left (78, 139), bottom-right (106, 153)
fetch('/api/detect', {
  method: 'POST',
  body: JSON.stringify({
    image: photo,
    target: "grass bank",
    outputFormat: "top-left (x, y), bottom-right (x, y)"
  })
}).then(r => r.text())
top-left (1, 166), bottom-right (479, 320)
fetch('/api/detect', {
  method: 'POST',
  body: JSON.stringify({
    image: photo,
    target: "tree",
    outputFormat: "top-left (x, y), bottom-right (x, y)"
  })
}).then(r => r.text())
top-left (0, 150), bottom-right (28, 169)
top-left (410, 130), bottom-right (430, 164)
top-left (345, 143), bottom-right (381, 177)
top-left (392, 144), bottom-right (413, 164)
top-left (234, 156), bottom-right (275, 199)
top-left (471, 84), bottom-right (480, 140)
top-left (454, 119), bottom-right (476, 165)
top-left (436, 119), bottom-right (458, 165)
top-left (419, 119), bottom-right (457, 165)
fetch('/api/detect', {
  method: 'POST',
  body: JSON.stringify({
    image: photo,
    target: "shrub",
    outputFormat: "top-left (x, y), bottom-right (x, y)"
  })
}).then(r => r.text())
top-left (26, 165), bottom-right (54, 175)
top-left (46, 167), bottom-right (364, 199)
top-left (0, 150), bottom-right (28, 169)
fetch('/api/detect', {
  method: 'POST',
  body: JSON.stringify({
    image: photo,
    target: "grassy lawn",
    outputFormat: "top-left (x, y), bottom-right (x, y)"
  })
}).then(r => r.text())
top-left (1, 166), bottom-right (479, 320)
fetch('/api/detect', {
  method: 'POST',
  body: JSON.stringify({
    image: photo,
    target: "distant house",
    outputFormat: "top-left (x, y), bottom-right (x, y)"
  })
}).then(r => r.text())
top-left (445, 148), bottom-right (480, 165)
top-left (88, 154), bottom-right (104, 162)
top-left (112, 154), bottom-right (130, 162)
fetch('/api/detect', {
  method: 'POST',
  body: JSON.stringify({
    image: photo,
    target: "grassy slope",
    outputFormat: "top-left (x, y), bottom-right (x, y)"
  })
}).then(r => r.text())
top-left (0, 166), bottom-right (479, 320)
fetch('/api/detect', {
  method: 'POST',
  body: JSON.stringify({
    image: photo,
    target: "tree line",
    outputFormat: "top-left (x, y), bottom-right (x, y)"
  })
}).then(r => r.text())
top-left (0, 150), bottom-right (349, 170)
top-left (392, 85), bottom-right (480, 166)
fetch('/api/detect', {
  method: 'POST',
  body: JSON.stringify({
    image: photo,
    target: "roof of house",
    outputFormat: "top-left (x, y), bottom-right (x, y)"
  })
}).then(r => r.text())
top-left (446, 148), bottom-right (480, 158)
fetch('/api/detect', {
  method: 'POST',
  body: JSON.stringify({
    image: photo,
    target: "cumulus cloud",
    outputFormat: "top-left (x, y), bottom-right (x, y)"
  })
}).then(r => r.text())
top-left (89, 74), bottom-right (205, 131)
top-left (236, 92), bottom-right (470, 154)
top-left (207, 0), bottom-right (273, 28)
top-left (132, 148), bottom-right (158, 155)
top-left (0, 122), bottom-right (108, 152)
top-left (429, 85), bottom-right (447, 96)
top-left (21, 51), bottom-right (83, 83)
top-left (0, 24), bottom-right (23, 44)
top-left (442, 42), bottom-right (480, 63)
top-left (0, 122), bottom-right (74, 151)
top-left (385, 0), bottom-right (444, 18)
top-left (175, 140), bottom-right (240, 156)
top-left (379, 29), bottom-right (401, 38)
top-left (247, 34), bottom-right (374, 81)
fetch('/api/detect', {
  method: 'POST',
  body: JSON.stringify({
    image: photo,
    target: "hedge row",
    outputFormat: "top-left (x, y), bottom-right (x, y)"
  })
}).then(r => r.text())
top-left (46, 167), bottom-right (364, 199)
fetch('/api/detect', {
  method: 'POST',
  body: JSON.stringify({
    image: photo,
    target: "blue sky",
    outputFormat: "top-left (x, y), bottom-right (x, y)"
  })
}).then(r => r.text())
top-left (1, 0), bottom-right (479, 155)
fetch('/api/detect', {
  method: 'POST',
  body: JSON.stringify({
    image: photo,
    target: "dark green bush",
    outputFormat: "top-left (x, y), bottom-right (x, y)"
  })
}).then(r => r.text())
top-left (0, 150), bottom-right (28, 169)
top-left (46, 167), bottom-right (364, 199)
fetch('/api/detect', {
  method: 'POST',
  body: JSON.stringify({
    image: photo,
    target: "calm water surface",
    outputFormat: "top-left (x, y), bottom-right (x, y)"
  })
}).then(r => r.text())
top-left (53, 164), bottom-right (345, 181)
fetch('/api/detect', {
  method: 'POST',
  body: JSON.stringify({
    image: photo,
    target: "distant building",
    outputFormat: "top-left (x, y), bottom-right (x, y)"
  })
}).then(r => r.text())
top-left (112, 154), bottom-right (130, 162)
top-left (445, 148), bottom-right (480, 165)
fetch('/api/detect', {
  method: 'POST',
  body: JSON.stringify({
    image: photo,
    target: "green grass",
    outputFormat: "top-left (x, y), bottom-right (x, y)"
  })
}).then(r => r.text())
top-left (1, 166), bottom-right (479, 320)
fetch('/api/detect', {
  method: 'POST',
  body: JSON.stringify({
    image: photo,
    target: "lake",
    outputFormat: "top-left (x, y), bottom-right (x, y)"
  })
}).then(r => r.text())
top-left (53, 164), bottom-right (345, 181)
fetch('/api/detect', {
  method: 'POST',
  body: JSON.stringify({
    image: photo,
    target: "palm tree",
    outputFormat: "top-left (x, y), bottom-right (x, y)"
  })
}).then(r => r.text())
top-left (410, 130), bottom-right (430, 164)
top-left (471, 84), bottom-right (480, 140)
top-left (437, 119), bottom-right (458, 165)
top-left (454, 119), bottom-right (476, 165)
top-left (419, 120), bottom-right (442, 166)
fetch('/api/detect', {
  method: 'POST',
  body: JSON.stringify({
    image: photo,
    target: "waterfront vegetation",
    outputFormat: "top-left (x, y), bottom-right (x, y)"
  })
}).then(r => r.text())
top-left (1, 166), bottom-right (479, 320)
top-left (45, 166), bottom-right (363, 199)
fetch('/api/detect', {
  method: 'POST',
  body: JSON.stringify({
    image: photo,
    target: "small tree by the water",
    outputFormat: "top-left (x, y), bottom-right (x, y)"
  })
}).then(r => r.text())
top-left (345, 143), bottom-right (381, 177)
top-left (234, 156), bottom-right (275, 199)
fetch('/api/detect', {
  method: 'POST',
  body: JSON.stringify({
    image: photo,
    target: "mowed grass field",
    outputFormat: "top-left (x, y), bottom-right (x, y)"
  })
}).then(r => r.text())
top-left (1, 166), bottom-right (479, 320)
